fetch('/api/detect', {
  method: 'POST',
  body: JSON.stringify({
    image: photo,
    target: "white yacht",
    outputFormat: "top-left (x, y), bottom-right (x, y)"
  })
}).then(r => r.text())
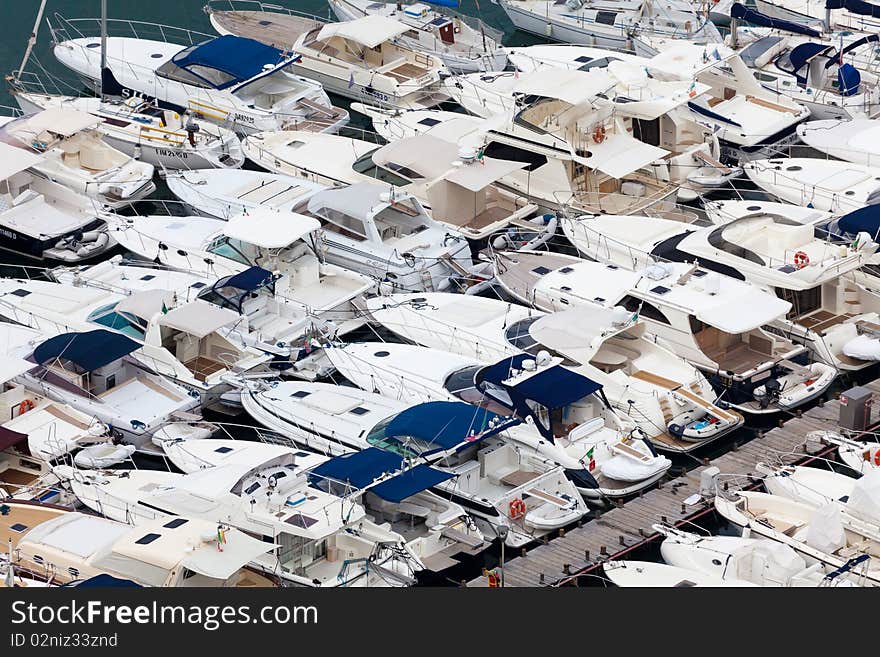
top-left (563, 212), bottom-right (880, 372)
top-left (496, 0), bottom-right (723, 56)
top-left (51, 19), bottom-right (348, 136)
top-left (242, 131), bottom-right (540, 240)
top-left (0, 109), bottom-right (155, 209)
top-left (0, 142), bottom-right (115, 263)
top-left (755, 0), bottom-right (880, 33)
top-left (166, 172), bottom-right (470, 293)
top-left (743, 158), bottom-right (880, 213)
top-left (0, 279), bottom-right (271, 401)
top-left (53, 456), bottom-right (420, 587)
top-left (154, 437), bottom-right (489, 574)
top-left (328, 0), bottom-right (508, 72)
top-left (729, 4), bottom-right (880, 120)
top-left (493, 251), bottom-right (836, 414)
top-left (241, 383), bottom-right (588, 546)
top-left (362, 293), bottom-right (744, 451)
top-left (0, 501), bottom-right (277, 587)
top-left (602, 560), bottom-right (754, 586)
top-left (797, 119), bottom-right (880, 166)
top-left (715, 489), bottom-right (880, 585)
top-left (12, 91), bottom-right (245, 170)
top-left (7, 327), bottom-right (204, 447)
top-left (324, 342), bottom-right (672, 498)
top-left (207, 10), bottom-right (449, 110)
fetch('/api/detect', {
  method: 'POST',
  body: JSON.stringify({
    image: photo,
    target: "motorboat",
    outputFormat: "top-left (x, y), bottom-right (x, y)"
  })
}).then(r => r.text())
top-left (7, 327), bottom-right (204, 446)
top-left (12, 90), bottom-right (245, 170)
top-left (328, 0), bottom-right (508, 72)
top-left (715, 489), bottom-right (880, 585)
top-left (363, 293), bottom-right (744, 451)
top-left (0, 142), bottom-right (115, 263)
top-left (241, 384), bottom-right (588, 546)
top-left (0, 109), bottom-right (155, 208)
top-left (0, 279), bottom-right (272, 401)
top-left (743, 158), bottom-right (880, 213)
top-left (797, 119), bottom-right (880, 166)
top-left (324, 342), bottom-right (672, 498)
top-left (755, 0), bottom-right (880, 33)
top-left (165, 173), bottom-right (469, 292)
top-left (494, 251), bottom-right (836, 414)
top-left (106, 207), bottom-right (375, 342)
top-left (53, 454), bottom-right (426, 587)
top-left (703, 198), bottom-right (833, 226)
top-left (241, 130), bottom-right (541, 241)
top-left (657, 523), bottom-right (863, 586)
top-left (51, 17), bottom-right (348, 136)
top-left (154, 437), bottom-right (489, 574)
top-left (803, 430), bottom-right (880, 476)
top-left (602, 560), bottom-right (754, 586)
top-left (563, 212), bottom-right (880, 371)
top-left (0, 500), bottom-right (276, 587)
top-left (729, 4), bottom-right (880, 120)
top-left (495, 0), bottom-right (723, 56)
top-left (207, 10), bottom-right (450, 110)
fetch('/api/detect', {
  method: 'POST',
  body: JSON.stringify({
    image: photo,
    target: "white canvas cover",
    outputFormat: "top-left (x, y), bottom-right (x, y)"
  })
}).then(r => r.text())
top-left (0, 141), bottom-right (43, 180)
top-left (117, 289), bottom-right (174, 320)
top-left (580, 132), bottom-right (668, 179)
top-left (316, 15), bottom-right (409, 49)
top-left (730, 540), bottom-right (805, 584)
top-left (158, 301), bottom-right (240, 338)
top-left (20, 108), bottom-right (102, 137)
top-left (845, 470), bottom-right (880, 525)
top-left (181, 529), bottom-right (276, 579)
top-left (223, 208), bottom-right (321, 248)
top-left (842, 334), bottom-right (880, 360)
top-left (21, 514), bottom-right (129, 559)
top-left (512, 68), bottom-right (615, 106)
top-left (0, 356), bottom-right (36, 384)
top-left (804, 503), bottom-right (847, 554)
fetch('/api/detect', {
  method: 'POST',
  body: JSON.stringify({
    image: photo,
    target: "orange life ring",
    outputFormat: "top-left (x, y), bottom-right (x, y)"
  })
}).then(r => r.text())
top-left (874, 449), bottom-right (880, 467)
top-left (509, 498), bottom-right (526, 520)
top-left (592, 125), bottom-right (606, 144)
top-left (794, 251), bottom-right (810, 269)
top-left (18, 399), bottom-right (34, 415)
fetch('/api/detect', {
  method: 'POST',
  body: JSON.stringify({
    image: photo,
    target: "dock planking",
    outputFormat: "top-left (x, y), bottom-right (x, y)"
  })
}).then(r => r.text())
top-left (468, 379), bottom-right (880, 587)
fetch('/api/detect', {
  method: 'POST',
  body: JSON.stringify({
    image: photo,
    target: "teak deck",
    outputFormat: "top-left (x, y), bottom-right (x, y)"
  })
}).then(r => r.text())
top-left (467, 378), bottom-right (880, 587)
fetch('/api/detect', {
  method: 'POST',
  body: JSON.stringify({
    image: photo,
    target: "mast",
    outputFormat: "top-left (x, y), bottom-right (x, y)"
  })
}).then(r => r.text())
top-left (100, 0), bottom-right (108, 99)
top-left (13, 0), bottom-right (49, 84)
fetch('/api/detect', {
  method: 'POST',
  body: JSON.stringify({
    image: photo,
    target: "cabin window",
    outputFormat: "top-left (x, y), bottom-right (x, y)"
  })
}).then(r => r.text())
top-left (207, 236), bottom-right (253, 265)
top-left (619, 295), bottom-right (670, 324)
top-left (632, 118), bottom-right (660, 147)
top-left (317, 208), bottom-right (369, 241)
top-left (481, 142), bottom-right (547, 172)
top-left (776, 286), bottom-right (821, 319)
top-left (186, 65), bottom-right (237, 88)
top-left (156, 58), bottom-right (212, 88)
top-left (577, 56), bottom-right (620, 72)
top-left (595, 11), bottom-right (618, 25)
top-left (352, 150), bottom-right (412, 186)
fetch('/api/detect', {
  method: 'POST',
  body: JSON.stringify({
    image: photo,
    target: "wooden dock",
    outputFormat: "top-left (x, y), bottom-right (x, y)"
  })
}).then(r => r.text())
top-left (468, 380), bottom-right (880, 587)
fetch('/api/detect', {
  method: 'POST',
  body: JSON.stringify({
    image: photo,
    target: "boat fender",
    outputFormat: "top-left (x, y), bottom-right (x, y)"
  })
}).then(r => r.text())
top-left (492, 233), bottom-right (510, 250)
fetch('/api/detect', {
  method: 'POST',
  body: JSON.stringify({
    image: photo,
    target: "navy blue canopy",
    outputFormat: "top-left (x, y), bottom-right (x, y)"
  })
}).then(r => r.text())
top-left (201, 266), bottom-right (275, 313)
top-left (172, 35), bottom-right (287, 89)
top-left (309, 448), bottom-right (453, 502)
top-left (826, 0), bottom-right (880, 16)
top-left (371, 464), bottom-right (454, 503)
top-left (789, 42), bottom-right (833, 73)
top-left (382, 401), bottom-right (518, 454)
top-left (837, 205), bottom-right (880, 238)
top-left (730, 3), bottom-right (822, 36)
top-left (838, 63), bottom-right (862, 95)
top-left (224, 266), bottom-right (274, 292)
top-left (424, 0), bottom-right (461, 6)
top-left (33, 330), bottom-right (140, 373)
top-left (841, 33), bottom-right (880, 57)
top-left (62, 574), bottom-right (141, 588)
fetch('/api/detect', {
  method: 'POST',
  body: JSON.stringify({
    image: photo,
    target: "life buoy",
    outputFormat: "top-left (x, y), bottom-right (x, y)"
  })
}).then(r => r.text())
top-left (867, 448), bottom-right (880, 466)
top-left (509, 498), bottom-right (526, 520)
top-left (875, 450), bottom-right (880, 467)
top-left (592, 125), bottom-right (606, 144)
top-left (794, 251), bottom-right (810, 269)
top-left (18, 399), bottom-right (34, 415)
top-left (486, 569), bottom-right (500, 587)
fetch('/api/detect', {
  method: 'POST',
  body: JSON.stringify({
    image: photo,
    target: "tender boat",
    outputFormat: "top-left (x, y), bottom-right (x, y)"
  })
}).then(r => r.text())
top-left (53, 454), bottom-right (428, 587)
top-left (715, 489), bottom-right (880, 585)
top-left (0, 279), bottom-right (272, 401)
top-left (563, 212), bottom-right (880, 372)
top-left (0, 141), bottom-right (115, 263)
top-left (324, 342), bottom-right (672, 498)
top-left (743, 158), bottom-right (880, 213)
top-left (0, 500), bottom-right (277, 587)
top-left (602, 560), bottom-right (755, 587)
top-left (51, 18), bottom-right (348, 136)
top-left (166, 172), bottom-right (470, 293)
top-left (729, 4), bottom-right (880, 120)
top-left (242, 130), bottom-right (541, 241)
top-left (657, 524), bottom-right (863, 586)
top-left (495, 0), bottom-right (723, 56)
top-left (797, 119), bottom-right (880, 166)
top-left (241, 384), bottom-right (588, 546)
top-left (0, 109), bottom-right (155, 209)
top-left (12, 90), bottom-right (245, 170)
top-left (494, 251), bottom-right (836, 414)
top-left (208, 10), bottom-right (450, 110)
top-left (155, 437), bottom-right (489, 574)
top-left (328, 0), bottom-right (506, 72)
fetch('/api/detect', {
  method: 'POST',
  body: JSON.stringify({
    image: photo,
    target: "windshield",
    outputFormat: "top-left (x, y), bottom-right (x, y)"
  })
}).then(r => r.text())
top-left (352, 150), bottom-right (412, 186)
top-left (207, 236), bottom-right (254, 266)
top-left (87, 302), bottom-right (146, 340)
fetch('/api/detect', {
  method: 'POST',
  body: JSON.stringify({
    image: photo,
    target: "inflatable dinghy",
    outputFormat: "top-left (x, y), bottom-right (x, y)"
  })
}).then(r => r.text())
top-left (74, 443), bottom-right (136, 469)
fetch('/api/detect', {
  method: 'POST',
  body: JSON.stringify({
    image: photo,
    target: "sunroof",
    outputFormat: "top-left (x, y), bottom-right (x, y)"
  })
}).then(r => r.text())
top-left (190, 281), bottom-right (207, 288)
top-left (559, 267), bottom-right (574, 274)
top-left (135, 533), bottom-right (161, 545)
top-left (10, 289), bottom-right (30, 297)
top-left (574, 55), bottom-right (592, 63)
top-left (286, 514), bottom-right (318, 529)
top-left (163, 518), bottom-right (188, 529)
top-left (692, 269), bottom-right (708, 277)
top-left (650, 286), bottom-right (671, 295)
top-left (291, 390), bottom-right (311, 398)
top-left (139, 275), bottom-right (156, 281)
top-left (417, 117), bottom-right (441, 127)
top-left (9, 523), bottom-right (27, 533)
top-left (349, 407), bottom-right (370, 416)
top-left (214, 446), bottom-right (234, 454)
top-left (532, 266), bottom-right (551, 275)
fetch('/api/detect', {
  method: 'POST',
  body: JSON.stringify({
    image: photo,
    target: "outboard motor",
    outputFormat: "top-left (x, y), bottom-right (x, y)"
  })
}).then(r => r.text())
top-left (758, 377), bottom-right (782, 409)
top-left (185, 119), bottom-right (201, 147)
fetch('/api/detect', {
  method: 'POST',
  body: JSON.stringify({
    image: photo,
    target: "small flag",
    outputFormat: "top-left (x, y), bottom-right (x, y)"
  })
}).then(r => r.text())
top-left (688, 81), bottom-right (697, 98)
top-left (585, 446), bottom-right (596, 472)
top-left (348, 73), bottom-right (355, 89)
top-left (161, 301), bottom-right (168, 314)
top-left (712, 48), bottom-right (721, 61)
top-left (217, 526), bottom-right (227, 552)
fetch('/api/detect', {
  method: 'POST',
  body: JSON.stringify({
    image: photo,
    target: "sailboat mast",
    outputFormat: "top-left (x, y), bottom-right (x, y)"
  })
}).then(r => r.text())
top-left (14, 0), bottom-right (49, 84)
top-left (100, 0), bottom-right (108, 99)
